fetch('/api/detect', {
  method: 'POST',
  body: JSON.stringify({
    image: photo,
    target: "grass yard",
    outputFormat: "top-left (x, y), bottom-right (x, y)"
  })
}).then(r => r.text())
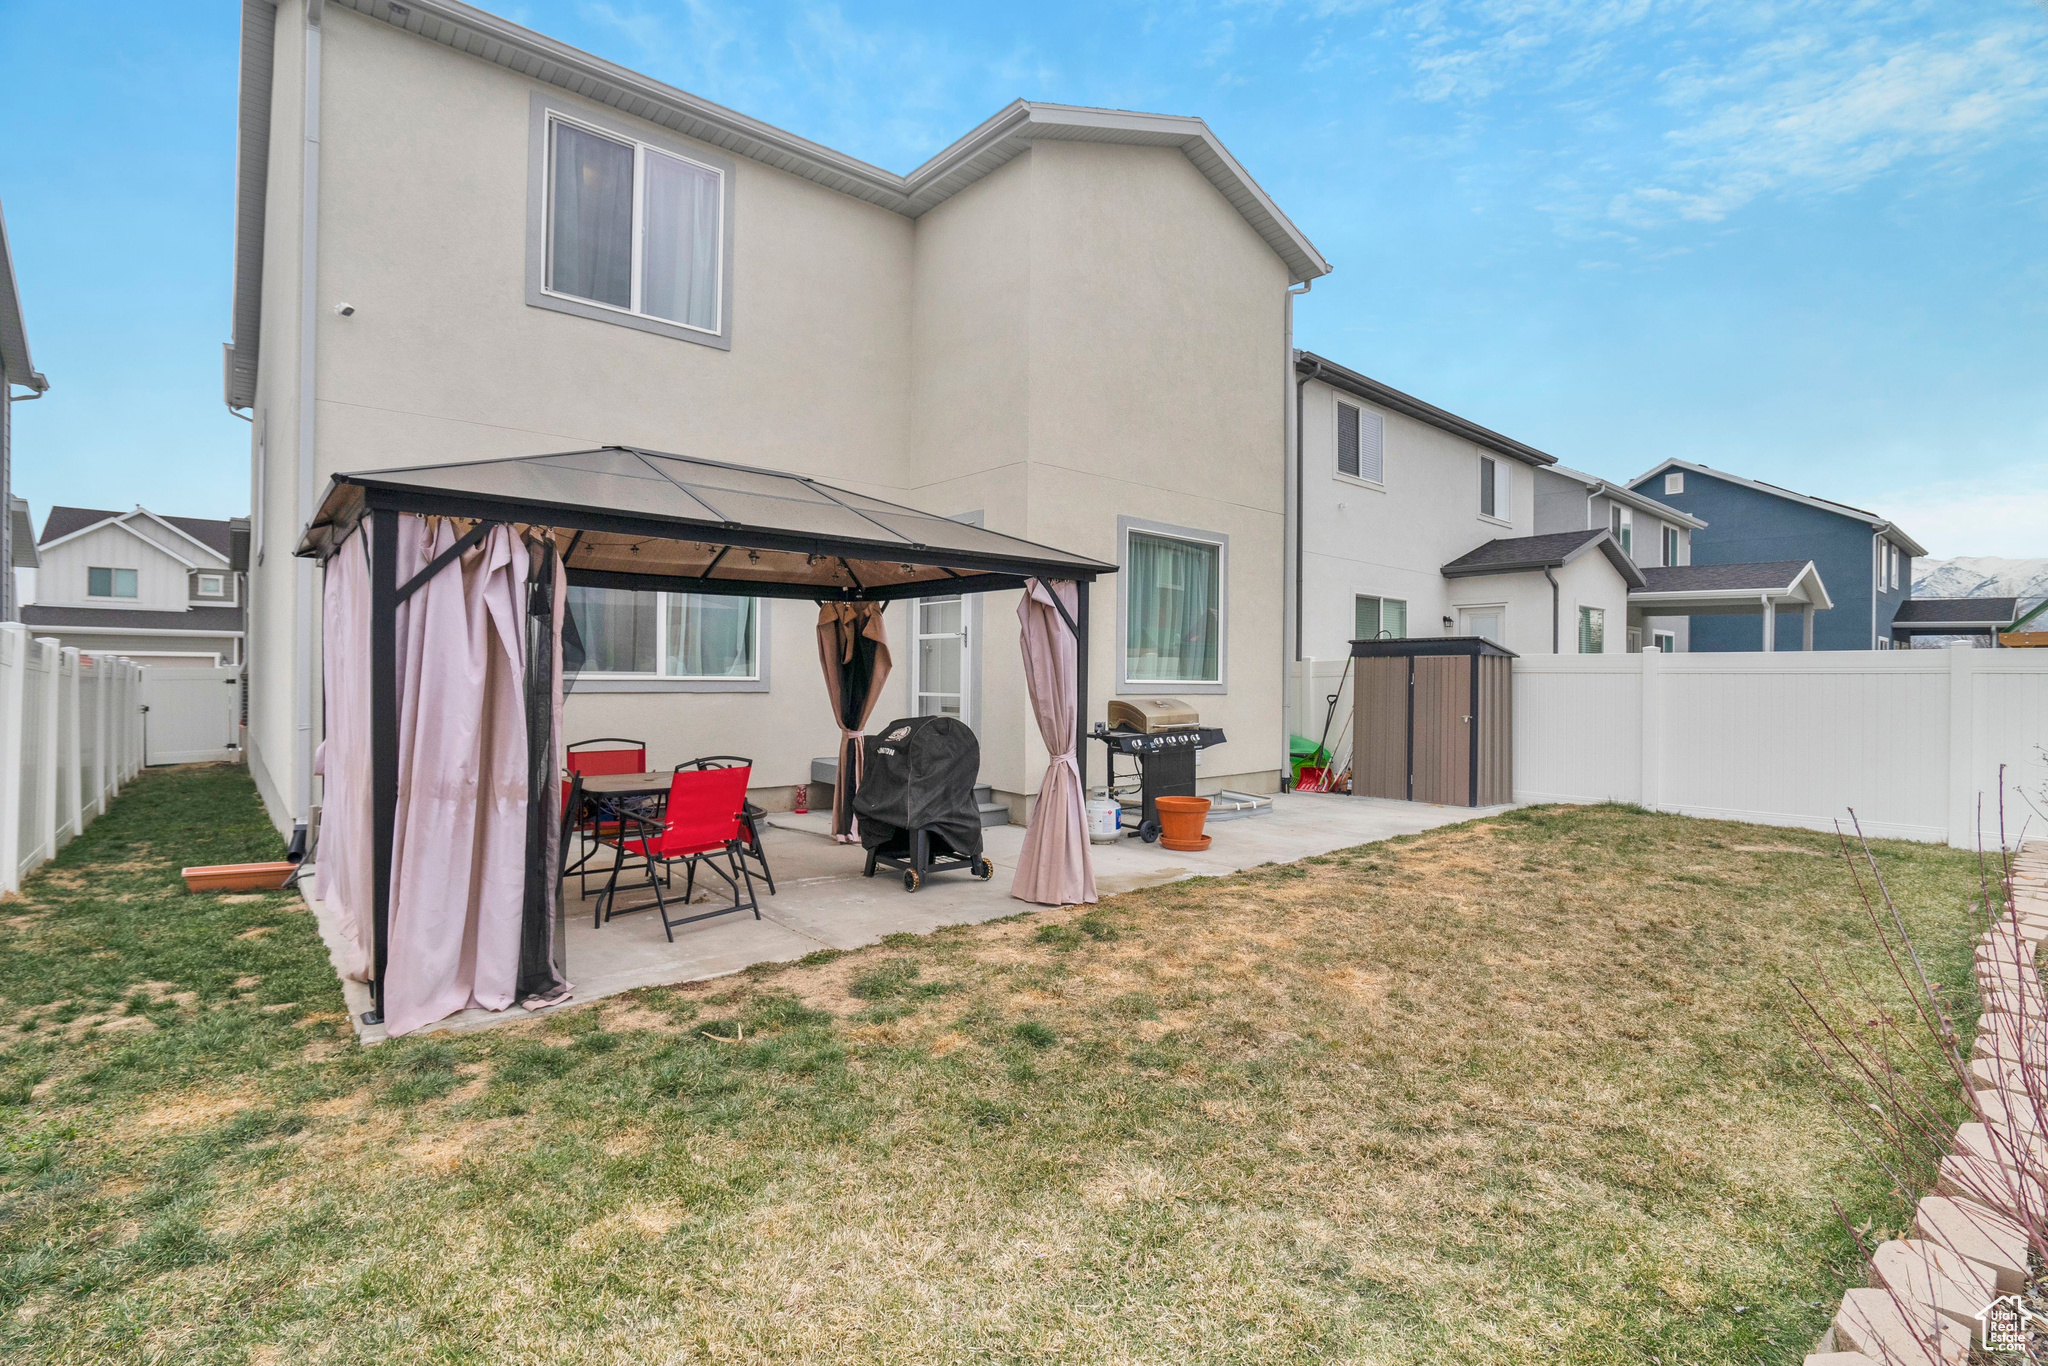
top-left (0, 765), bottom-right (1991, 1364)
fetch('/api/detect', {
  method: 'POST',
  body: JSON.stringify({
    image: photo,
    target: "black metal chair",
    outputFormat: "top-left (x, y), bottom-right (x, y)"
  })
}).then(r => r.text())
top-left (676, 756), bottom-right (775, 895)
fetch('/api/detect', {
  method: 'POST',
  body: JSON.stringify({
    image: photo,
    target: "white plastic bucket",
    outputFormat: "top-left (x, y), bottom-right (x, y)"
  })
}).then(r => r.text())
top-left (1086, 794), bottom-right (1122, 844)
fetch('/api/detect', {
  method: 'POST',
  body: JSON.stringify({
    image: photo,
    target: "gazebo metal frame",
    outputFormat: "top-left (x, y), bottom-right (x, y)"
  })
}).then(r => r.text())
top-left (298, 446), bottom-right (1118, 1024)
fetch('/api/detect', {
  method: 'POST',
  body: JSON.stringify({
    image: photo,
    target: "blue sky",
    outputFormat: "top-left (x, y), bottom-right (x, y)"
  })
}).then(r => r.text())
top-left (2, 0), bottom-right (2045, 556)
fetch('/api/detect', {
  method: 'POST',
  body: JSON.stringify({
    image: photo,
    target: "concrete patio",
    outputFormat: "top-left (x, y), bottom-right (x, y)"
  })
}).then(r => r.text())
top-left (307, 791), bottom-right (1511, 1043)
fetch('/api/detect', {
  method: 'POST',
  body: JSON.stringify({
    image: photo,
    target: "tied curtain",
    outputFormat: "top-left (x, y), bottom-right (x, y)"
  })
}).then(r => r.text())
top-left (314, 532), bottom-right (374, 983)
top-left (1011, 579), bottom-right (1097, 906)
top-left (816, 602), bottom-right (892, 842)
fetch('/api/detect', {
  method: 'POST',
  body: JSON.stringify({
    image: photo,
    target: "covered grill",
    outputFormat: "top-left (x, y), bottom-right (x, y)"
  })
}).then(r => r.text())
top-left (855, 716), bottom-right (993, 891)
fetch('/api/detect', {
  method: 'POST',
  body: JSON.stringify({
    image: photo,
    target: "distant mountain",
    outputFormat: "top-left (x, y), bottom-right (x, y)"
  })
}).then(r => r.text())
top-left (1914, 556), bottom-right (2048, 609)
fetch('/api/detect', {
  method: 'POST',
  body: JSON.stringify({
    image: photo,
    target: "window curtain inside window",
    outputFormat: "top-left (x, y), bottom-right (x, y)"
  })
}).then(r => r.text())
top-left (668, 594), bottom-right (754, 677)
top-left (548, 122), bottom-right (633, 309)
top-left (1579, 607), bottom-right (1605, 654)
top-left (1126, 532), bottom-right (1220, 683)
top-left (642, 151), bottom-right (720, 330)
top-left (566, 587), bottom-right (656, 673)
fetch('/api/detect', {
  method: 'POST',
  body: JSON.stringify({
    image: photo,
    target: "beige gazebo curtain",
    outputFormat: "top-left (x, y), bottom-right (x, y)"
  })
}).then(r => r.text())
top-left (1011, 579), bottom-right (1097, 906)
top-left (816, 602), bottom-right (893, 842)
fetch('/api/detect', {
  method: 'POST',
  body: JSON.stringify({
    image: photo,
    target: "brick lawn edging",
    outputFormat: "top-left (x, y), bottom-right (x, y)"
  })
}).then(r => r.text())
top-left (1805, 840), bottom-right (2048, 1366)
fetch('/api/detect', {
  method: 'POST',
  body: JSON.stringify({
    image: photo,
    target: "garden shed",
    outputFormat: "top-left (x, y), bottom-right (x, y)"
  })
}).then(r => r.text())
top-left (1350, 637), bottom-right (1514, 807)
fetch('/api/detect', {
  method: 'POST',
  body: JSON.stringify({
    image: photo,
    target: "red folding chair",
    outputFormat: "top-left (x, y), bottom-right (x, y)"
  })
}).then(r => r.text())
top-left (595, 766), bottom-right (760, 940)
top-left (677, 755), bottom-right (775, 895)
top-left (564, 738), bottom-right (651, 896)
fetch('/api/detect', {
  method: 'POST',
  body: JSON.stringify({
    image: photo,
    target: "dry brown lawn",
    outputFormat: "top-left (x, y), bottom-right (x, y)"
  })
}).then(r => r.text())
top-left (0, 769), bottom-right (1989, 1364)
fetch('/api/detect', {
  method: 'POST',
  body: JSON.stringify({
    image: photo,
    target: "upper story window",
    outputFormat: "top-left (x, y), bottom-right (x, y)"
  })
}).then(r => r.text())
top-left (527, 98), bottom-right (735, 350)
top-left (546, 116), bottom-right (723, 332)
top-left (88, 567), bottom-right (138, 599)
top-left (1661, 525), bottom-right (1680, 567)
top-left (1125, 527), bottom-right (1222, 686)
top-left (1664, 471), bottom-right (1684, 495)
top-left (1609, 505), bottom-right (1633, 555)
top-left (1335, 400), bottom-right (1385, 484)
top-left (1479, 455), bottom-right (1509, 522)
top-left (565, 588), bottom-right (759, 680)
top-left (195, 573), bottom-right (225, 598)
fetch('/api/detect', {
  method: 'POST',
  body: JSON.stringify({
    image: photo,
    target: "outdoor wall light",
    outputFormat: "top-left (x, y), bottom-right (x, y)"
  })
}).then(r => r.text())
top-left (333, 303), bottom-right (356, 316)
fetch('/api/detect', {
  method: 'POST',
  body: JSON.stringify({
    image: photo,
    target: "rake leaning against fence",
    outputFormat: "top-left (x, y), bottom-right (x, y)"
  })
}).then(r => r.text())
top-left (0, 621), bottom-right (145, 894)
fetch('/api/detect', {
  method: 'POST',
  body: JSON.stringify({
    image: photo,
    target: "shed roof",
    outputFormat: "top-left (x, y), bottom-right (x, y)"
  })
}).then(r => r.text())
top-left (1891, 597), bottom-right (2021, 627)
top-left (1439, 528), bottom-right (1645, 588)
top-left (298, 447), bottom-right (1117, 601)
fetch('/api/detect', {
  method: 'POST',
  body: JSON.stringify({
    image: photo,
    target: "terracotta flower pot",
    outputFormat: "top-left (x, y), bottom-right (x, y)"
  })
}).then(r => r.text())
top-left (181, 861), bottom-right (297, 893)
top-left (1153, 796), bottom-right (1212, 852)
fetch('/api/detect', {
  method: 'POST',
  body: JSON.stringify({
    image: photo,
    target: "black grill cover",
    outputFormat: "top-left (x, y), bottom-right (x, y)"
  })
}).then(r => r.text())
top-left (854, 716), bottom-right (985, 860)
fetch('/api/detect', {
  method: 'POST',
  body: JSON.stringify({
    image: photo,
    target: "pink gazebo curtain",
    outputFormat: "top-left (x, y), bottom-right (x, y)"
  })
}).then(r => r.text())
top-left (1011, 578), bottom-right (1097, 906)
top-left (314, 532), bottom-right (374, 983)
top-left (816, 602), bottom-right (892, 842)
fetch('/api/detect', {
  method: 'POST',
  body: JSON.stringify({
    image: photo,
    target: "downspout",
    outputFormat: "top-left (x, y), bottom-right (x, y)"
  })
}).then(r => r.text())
top-left (1544, 567), bottom-right (1560, 653)
top-left (1291, 334), bottom-right (1319, 662)
top-left (294, 0), bottom-right (324, 821)
top-left (1870, 528), bottom-right (1882, 649)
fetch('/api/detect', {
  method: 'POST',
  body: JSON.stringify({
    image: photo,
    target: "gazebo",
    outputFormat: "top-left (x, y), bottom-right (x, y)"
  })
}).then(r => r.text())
top-left (297, 447), bottom-right (1116, 1032)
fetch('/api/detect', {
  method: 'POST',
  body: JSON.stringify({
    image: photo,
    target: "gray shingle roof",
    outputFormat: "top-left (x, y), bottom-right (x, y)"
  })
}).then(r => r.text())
top-left (1442, 529), bottom-right (1606, 572)
top-left (39, 506), bottom-right (237, 558)
top-left (19, 605), bottom-right (245, 632)
top-left (1637, 561), bottom-right (1812, 593)
top-left (1891, 597), bottom-right (2020, 626)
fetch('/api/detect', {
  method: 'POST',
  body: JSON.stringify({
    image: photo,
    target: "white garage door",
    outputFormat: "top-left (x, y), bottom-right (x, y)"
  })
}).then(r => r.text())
top-left (140, 667), bottom-right (242, 765)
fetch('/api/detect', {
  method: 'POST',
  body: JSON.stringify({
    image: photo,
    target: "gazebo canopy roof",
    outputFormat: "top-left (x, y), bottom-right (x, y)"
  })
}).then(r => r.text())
top-left (297, 447), bottom-right (1117, 601)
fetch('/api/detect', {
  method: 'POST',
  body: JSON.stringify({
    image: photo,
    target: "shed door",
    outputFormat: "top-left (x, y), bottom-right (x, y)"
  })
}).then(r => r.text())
top-left (1411, 655), bottom-right (1472, 806)
top-left (1352, 657), bottom-right (1410, 800)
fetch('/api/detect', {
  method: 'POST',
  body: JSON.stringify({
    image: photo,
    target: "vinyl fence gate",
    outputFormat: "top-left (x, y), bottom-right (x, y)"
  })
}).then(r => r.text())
top-left (139, 667), bottom-right (243, 765)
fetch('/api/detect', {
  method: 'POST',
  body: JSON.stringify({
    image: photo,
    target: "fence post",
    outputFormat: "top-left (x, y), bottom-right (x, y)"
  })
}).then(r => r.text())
top-left (1947, 641), bottom-right (1976, 849)
top-left (57, 648), bottom-right (80, 845)
top-left (33, 639), bottom-right (59, 868)
top-left (0, 625), bottom-right (25, 895)
top-left (1639, 645), bottom-right (1663, 812)
top-left (87, 654), bottom-right (106, 819)
top-left (109, 660), bottom-right (127, 796)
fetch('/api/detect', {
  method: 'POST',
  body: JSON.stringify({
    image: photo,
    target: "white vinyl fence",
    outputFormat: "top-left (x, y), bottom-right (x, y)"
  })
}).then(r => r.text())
top-left (1513, 644), bottom-right (2048, 847)
top-left (1289, 644), bottom-right (2048, 847)
top-left (0, 623), bottom-right (144, 894)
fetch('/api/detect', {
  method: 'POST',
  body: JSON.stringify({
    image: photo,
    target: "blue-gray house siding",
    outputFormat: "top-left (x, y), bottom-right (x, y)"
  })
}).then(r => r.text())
top-left (1626, 469), bottom-right (1907, 651)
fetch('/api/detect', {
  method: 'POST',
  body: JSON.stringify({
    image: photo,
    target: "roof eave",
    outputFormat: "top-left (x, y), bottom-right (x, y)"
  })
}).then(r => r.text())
top-left (0, 195), bottom-right (43, 389)
top-left (1299, 352), bottom-right (1557, 468)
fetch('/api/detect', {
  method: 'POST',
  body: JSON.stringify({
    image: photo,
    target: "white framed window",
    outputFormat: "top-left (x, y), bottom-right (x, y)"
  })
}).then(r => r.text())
top-left (544, 113), bottom-right (724, 332)
top-left (1578, 605), bottom-right (1605, 654)
top-left (1661, 525), bottom-right (1680, 567)
top-left (566, 588), bottom-right (759, 681)
top-left (1664, 471), bottom-right (1684, 495)
top-left (1354, 595), bottom-right (1407, 641)
top-left (1627, 627), bottom-right (1643, 652)
top-left (1609, 505), bottom-right (1633, 555)
top-left (1653, 630), bottom-right (1676, 652)
top-left (88, 567), bottom-right (138, 599)
top-left (527, 97), bottom-right (735, 350)
top-left (1479, 455), bottom-right (1509, 522)
top-left (1335, 401), bottom-right (1385, 484)
top-left (1457, 604), bottom-right (1504, 644)
top-left (1124, 525), bottom-right (1224, 688)
top-left (196, 573), bottom-right (225, 597)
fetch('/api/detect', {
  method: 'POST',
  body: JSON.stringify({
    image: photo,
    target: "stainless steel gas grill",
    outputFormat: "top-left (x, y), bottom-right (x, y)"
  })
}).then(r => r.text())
top-left (1088, 697), bottom-right (1226, 842)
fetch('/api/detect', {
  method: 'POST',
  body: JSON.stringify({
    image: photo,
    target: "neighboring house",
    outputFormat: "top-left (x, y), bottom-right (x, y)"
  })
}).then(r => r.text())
top-left (1439, 530), bottom-right (1643, 656)
top-left (1, 194), bottom-right (51, 622)
top-left (20, 506), bottom-right (249, 666)
top-left (1533, 462), bottom-right (1705, 651)
top-left (9, 496), bottom-right (35, 612)
top-left (1628, 459), bottom-right (1923, 651)
top-left (225, 0), bottom-right (1329, 834)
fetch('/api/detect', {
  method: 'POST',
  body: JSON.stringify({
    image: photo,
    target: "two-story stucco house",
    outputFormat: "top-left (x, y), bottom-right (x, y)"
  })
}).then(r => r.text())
top-left (19, 506), bottom-right (249, 666)
top-left (1532, 462), bottom-right (1706, 651)
top-left (225, 0), bottom-right (1330, 836)
top-left (1292, 351), bottom-right (1643, 663)
top-left (1628, 459), bottom-right (1922, 651)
